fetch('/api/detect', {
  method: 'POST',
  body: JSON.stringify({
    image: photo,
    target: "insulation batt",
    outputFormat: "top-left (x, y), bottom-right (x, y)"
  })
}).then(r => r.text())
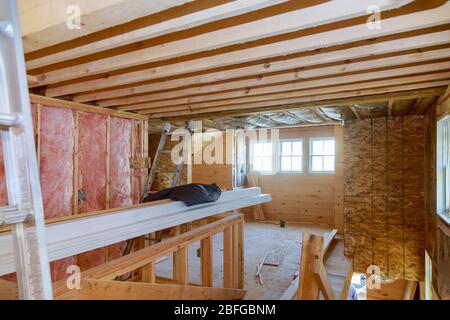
top-left (110, 117), bottom-right (132, 208)
top-left (79, 112), bottom-right (107, 212)
top-left (40, 106), bottom-right (74, 219)
top-left (40, 106), bottom-right (76, 281)
top-left (77, 112), bottom-right (108, 270)
top-left (108, 117), bottom-right (132, 260)
top-left (0, 139), bottom-right (7, 206)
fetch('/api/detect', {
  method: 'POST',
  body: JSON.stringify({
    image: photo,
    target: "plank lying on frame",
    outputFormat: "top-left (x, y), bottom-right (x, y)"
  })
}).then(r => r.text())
top-left (29, 94), bottom-right (147, 121)
top-left (0, 187), bottom-right (270, 276)
top-left (60, 279), bottom-right (247, 300)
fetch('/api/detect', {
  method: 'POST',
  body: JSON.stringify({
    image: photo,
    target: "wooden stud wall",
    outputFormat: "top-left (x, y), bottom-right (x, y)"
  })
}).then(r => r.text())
top-left (27, 95), bottom-right (148, 278)
top-left (344, 116), bottom-right (426, 281)
top-left (425, 88), bottom-right (450, 299)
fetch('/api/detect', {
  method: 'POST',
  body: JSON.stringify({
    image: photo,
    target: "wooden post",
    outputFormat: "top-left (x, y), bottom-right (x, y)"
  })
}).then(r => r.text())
top-left (297, 233), bottom-right (323, 300)
top-left (334, 124), bottom-right (344, 233)
top-left (236, 217), bottom-right (244, 289)
top-left (141, 262), bottom-right (156, 283)
top-left (200, 236), bottom-right (213, 287)
top-left (105, 115), bottom-right (111, 209)
top-left (130, 120), bottom-right (136, 202)
top-left (223, 227), bottom-right (233, 288)
top-left (73, 111), bottom-right (79, 215)
top-left (232, 223), bottom-right (240, 289)
top-left (174, 247), bottom-right (188, 285)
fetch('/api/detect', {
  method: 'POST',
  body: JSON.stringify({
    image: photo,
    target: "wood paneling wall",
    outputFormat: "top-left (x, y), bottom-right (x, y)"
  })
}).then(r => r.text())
top-left (426, 91), bottom-right (450, 300)
top-left (258, 126), bottom-right (337, 227)
top-left (344, 116), bottom-right (425, 281)
top-left (191, 131), bottom-right (233, 191)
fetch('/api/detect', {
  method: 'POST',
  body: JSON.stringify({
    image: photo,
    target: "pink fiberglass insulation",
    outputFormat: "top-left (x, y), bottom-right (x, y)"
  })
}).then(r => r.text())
top-left (133, 121), bottom-right (143, 204)
top-left (77, 112), bottom-right (107, 270)
top-left (110, 117), bottom-right (132, 208)
top-left (40, 106), bottom-right (76, 282)
top-left (50, 256), bottom-right (77, 282)
top-left (78, 112), bottom-right (107, 213)
top-left (40, 106), bottom-right (74, 220)
top-left (107, 117), bottom-right (132, 261)
top-left (77, 247), bottom-right (106, 271)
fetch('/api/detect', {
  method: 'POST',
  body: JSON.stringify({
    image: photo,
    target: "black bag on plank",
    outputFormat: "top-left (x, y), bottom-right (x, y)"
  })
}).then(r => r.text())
top-left (142, 183), bottom-right (221, 207)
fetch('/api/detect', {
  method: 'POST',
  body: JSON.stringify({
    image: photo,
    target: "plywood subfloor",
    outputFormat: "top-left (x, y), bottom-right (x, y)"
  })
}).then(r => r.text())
top-left (156, 221), bottom-right (330, 300)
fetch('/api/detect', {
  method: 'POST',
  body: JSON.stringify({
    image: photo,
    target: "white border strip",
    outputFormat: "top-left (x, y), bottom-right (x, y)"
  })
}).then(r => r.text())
top-left (0, 188), bottom-right (270, 275)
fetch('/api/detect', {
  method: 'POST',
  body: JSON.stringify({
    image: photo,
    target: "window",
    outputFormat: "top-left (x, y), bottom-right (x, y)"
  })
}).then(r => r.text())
top-left (437, 115), bottom-right (450, 223)
top-left (310, 137), bottom-right (335, 173)
top-left (280, 140), bottom-right (303, 172)
top-left (251, 141), bottom-right (273, 172)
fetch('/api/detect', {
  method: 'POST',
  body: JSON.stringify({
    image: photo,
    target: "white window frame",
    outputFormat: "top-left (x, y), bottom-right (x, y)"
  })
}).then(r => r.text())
top-left (309, 137), bottom-right (336, 174)
top-left (279, 138), bottom-right (304, 173)
top-left (437, 114), bottom-right (450, 224)
top-left (249, 140), bottom-right (275, 174)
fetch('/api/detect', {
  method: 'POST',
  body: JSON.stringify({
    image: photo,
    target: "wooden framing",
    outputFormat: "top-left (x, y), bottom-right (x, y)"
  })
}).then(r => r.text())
top-left (29, 94), bottom-right (147, 121)
top-left (52, 214), bottom-right (246, 300)
top-left (17, 0), bottom-right (448, 127)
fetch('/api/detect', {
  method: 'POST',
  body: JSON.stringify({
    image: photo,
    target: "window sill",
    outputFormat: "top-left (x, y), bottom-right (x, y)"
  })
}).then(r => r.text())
top-left (436, 211), bottom-right (450, 225)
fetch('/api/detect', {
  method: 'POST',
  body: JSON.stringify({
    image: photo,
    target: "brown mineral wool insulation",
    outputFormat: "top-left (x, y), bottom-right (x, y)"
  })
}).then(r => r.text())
top-left (40, 106), bottom-right (74, 219)
top-left (78, 112), bottom-right (108, 270)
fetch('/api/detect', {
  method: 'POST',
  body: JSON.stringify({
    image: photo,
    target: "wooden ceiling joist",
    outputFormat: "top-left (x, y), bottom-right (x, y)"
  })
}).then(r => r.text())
top-left (18, 0), bottom-right (450, 124)
top-left (111, 53), bottom-right (450, 111)
top-left (30, 0), bottom-right (417, 87)
top-left (34, 1), bottom-right (450, 93)
top-left (25, 0), bottom-right (288, 70)
top-left (137, 69), bottom-right (450, 116)
top-left (20, 0), bottom-right (196, 53)
top-left (69, 30), bottom-right (450, 102)
top-left (153, 84), bottom-right (448, 120)
top-left (161, 86), bottom-right (446, 122)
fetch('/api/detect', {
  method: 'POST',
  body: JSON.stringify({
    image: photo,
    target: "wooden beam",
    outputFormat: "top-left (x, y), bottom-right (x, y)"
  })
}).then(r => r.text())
top-left (20, 0), bottom-right (196, 53)
top-left (387, 100), bottom-right (394, 116)
top-left (146, 78), bottom-right (450, 118)
top-left (322, 229), bottom-right (338, 255)
top-left (131, 63), bottom-right (450, 113)
top-left (297, 233), bottom-right (322, 300)
top-left (69, 279), bottom-right (246, 300)
top-left (72, 30), bottom-right (450, 102)
top-left (28, 94), bottom-right (147, 120)
top-left (25, 0), bottom-right (286, 70)
top-left (32, 0), bottom-right (414, 86)
top-left (174, 247), bottom-right (188, 285)
top-left (87, 214), bottom-right (242, 281)
top-left (46, 6), bottom-right (450, 97)
top-left (141, 262), bottom-right (156, 283)
top-left (162, 86), bottom-right (447, 121)
top-left (105, 115), bottom-right (111, 209)
top-left (0, 279), bottom-right (18, 300)
top-left (200, 236), bottom-right (213, 287)
top-left (223, 227), bottom-right (233, 288)
top-left (315, 261), bottom-right (335, 300)
top-left (73, 111), bottom-right (79, 215)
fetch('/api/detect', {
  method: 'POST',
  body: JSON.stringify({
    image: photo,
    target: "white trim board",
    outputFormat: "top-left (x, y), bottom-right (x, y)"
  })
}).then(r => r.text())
top-left (0, 187), bottom-right (271, 276)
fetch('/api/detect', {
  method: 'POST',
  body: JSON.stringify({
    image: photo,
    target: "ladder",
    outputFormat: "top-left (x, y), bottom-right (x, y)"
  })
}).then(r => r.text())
top-left (141, 121), bottom-right (194, 200)
top-left (0, 0), bottom-right (53, 299)
top-left (120, 121), bottom-right (195, 259)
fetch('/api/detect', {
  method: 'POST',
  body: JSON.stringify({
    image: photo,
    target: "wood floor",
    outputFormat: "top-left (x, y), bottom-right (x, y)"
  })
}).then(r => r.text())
top-left (156, 221), bottom-right (331, 300)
